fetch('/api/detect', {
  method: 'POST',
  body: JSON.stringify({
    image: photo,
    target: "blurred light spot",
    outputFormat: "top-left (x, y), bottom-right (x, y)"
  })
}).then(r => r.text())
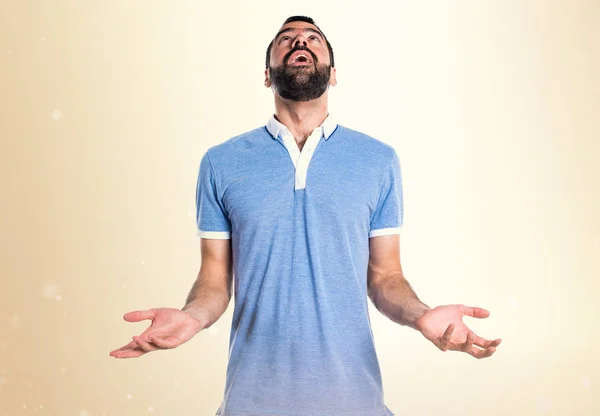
top-left (127, 393), bottom-right (132, 399)
top-left (141, 261), bottom-right (145, 266)
top-left (582, 377), bottom-right (591, 388)
top-left (79, 409), bottom-right (90, 416)
top-left (23, 405), bottom-right (27, 409)
top-left (26, 381), bottom-right (32, 388)
top-left (55, 294), bottom-right (62, 301)
top-left (52, 110), bottom-right (62, 121)
top-left (63, 312), bottom-right (67, 316)
top-left (40, 405), bottom-right (43, 408)
top-left (148, 406), bottom-right (154, 412)
top-left (42, 284), bottom-right (59, 298)
top-left (173, 379), bottom-right (180, 388)
top-left (208, 326), bottom-right (219, 336)
top-left (60, 367), bottom-right (66, 373)
top-left (147, 375), bottom-right (153, 380)
top-left (122, 283), bottom-right (127, 289)
top-left (0, 376), bottom-right (7, 384)
top-left (40, 36), bottom-right (45, 41)
top-left (9, 315), bottom-right (20, 328)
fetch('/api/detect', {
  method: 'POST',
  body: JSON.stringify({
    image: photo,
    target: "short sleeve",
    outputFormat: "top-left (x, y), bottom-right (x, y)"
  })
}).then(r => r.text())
top-left (369, 150), bottom-right (404, 238)
top-left (195, 151), bottom-right (232, 239)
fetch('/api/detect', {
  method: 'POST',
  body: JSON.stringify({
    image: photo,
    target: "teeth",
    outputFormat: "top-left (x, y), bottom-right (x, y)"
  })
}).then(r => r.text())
top-left (292, 54), bottom-right (309, 63)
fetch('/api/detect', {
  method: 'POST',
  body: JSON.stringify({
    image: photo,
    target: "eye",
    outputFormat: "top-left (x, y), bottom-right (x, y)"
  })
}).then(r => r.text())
top-left (309, 36), bottom-right (320, 41)
top-left (279, 36), bottom-right (291, 43)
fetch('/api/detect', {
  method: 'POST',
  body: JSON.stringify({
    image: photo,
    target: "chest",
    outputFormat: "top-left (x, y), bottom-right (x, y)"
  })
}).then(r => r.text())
top-left (221, 142), bottom-right (381, 234)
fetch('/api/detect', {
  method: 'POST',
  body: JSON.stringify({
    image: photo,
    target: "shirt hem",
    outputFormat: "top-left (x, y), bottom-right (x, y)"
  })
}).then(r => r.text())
top-left (216, 405), bottom-right (394, 416)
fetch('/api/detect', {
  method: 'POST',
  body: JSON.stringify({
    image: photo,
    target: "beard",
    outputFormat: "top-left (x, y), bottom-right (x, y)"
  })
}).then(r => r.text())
top-left (268, 48), bottom-right (331, 101)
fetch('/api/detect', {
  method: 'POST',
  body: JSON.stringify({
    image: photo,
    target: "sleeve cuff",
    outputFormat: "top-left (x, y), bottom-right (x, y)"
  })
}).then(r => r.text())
top-left (197, 230), bottom-right (232, 239)
top-left (369, 227), bottom-right (401, 238)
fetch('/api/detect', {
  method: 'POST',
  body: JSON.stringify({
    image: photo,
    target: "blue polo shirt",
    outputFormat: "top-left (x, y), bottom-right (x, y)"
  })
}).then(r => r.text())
top-left (196, 114), bottom-right (403, 416)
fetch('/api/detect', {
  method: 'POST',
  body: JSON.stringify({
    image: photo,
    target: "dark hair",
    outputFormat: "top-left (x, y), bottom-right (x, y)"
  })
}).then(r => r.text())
top-left (265, 15), bottom-right (335, 68)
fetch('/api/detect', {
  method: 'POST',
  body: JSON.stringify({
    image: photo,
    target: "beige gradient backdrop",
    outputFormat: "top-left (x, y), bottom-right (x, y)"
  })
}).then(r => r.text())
top-left (1, 1), bottom-right (598, 415)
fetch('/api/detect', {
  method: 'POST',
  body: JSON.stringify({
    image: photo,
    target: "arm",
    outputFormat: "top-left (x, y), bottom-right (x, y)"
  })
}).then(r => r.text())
top-left (109, 238), bottom-right (232, 359)
top-left (367, 234), bottom-right (430, 330)
top-left (367, 234), bottom-right (502, 358)
top-left (182, 238), bottom-right (233, 329)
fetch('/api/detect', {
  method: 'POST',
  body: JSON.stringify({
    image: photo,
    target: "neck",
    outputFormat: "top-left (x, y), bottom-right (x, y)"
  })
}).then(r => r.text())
top-left (273, 92), bottom-right (329, 143)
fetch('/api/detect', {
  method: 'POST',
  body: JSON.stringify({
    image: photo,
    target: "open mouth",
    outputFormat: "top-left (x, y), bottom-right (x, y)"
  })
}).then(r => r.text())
top-left (289, 52), bottom-right (313, 65)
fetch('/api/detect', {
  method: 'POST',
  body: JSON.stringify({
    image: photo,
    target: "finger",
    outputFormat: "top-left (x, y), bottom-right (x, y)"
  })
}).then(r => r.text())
top-left (460, 305), bottom-right (490, 319)
top-left (123, 309), bottom-right (156, 323)
top-left (133, 335), bottom-right (159, 352)
top-left (467, 346), bottom-right (496, 360)
top-left (460, 332), bottom-right (475, 352)
top-left (147, 335), bottom-right (177, 349)
top-left (112, 347), bottom-right (147, 359)
top-left (473, 335), bottom-right (502, 349)
top-left (439, 324), bottom-right (454, 351)
top-left (472, 334), bottom-right (493, 348)
top-left (109, 340), bottom-right (138, 355)
top-left (112, 340), bottom-right (137, 352)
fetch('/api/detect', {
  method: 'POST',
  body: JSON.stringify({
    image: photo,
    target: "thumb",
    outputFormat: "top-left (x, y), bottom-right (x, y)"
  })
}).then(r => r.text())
top-left (123, 309), bottom-right (156, 322)
top-left (460, 305), bottom-right (490, 319)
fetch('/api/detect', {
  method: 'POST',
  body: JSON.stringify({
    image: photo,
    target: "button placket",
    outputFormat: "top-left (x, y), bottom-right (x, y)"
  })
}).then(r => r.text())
top-left (278, 128), bottom-right (324, 190)
top-left (295, 129), bottom-right (322, 190)
top-left (280, 132), bottom-right (300, 169)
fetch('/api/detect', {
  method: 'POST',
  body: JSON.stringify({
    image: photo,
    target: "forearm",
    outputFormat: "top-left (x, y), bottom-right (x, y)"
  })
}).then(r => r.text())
top-left (181, 272), bottom-right (231, 329)
top-left (368, 271), bottom-right (430, 330)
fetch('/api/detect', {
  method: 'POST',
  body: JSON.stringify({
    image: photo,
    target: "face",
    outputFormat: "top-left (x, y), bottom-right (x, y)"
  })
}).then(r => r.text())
top-left (265, 22), bottom-right (337, 101)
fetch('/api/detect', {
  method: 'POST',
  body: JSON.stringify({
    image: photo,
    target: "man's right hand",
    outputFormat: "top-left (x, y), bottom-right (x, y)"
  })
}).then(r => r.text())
top-left (109, 307), bottom-right (205, 359)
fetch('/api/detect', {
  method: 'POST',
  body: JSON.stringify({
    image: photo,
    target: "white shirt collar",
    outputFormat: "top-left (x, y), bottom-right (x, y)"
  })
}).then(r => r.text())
top-left (266, 114), bottom-right (337, 141)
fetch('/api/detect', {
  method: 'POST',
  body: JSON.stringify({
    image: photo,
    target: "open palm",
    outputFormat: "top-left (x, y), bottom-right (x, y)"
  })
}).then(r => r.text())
top-left (109, 307), bottom-right (204, 359)
top-left (415, 304), bottom-right (502, 359)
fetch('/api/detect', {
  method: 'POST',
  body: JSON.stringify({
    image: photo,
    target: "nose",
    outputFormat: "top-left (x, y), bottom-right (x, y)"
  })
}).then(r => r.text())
top-left (293, 35), bottom-right (308, 48)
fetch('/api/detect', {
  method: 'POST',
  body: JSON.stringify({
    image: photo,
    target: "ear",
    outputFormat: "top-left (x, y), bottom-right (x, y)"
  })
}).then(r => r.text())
top-left (329, 66), bottom-right (337, 87)
top-left (264, 68), bottom-right (272, 88)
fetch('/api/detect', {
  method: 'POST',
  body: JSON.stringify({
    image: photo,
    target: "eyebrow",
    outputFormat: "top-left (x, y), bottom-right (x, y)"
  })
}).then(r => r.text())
top-left (274, 27), bottom-right (325, 42)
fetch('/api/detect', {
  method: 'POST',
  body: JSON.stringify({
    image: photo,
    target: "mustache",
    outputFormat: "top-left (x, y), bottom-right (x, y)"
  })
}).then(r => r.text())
top-left (284, 45), bottom-right (318, 65)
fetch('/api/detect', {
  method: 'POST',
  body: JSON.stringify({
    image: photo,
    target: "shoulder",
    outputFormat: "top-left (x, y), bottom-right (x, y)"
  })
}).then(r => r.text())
top-left (203, 126), bottom-right (270, 163)
top-left (335, 124), bottom-right (399, 162)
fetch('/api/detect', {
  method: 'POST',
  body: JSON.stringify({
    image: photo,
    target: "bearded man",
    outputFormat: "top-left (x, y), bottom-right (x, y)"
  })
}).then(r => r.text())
top-left (110, 15), bottom-right (502, 416)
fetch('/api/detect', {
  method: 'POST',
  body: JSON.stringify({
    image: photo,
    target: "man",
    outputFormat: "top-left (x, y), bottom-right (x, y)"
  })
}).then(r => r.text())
top-left (109, 16), bottom-right (502, 416)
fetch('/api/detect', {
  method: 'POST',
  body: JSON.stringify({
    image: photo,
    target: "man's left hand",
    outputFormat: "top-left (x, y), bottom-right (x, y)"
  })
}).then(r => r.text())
top-left (414, 304), bottom-right (502, 359)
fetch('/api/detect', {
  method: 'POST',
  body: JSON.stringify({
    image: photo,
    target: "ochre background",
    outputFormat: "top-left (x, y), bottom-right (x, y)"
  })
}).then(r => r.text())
top-left (1, 1), bottom-right (598, 415)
